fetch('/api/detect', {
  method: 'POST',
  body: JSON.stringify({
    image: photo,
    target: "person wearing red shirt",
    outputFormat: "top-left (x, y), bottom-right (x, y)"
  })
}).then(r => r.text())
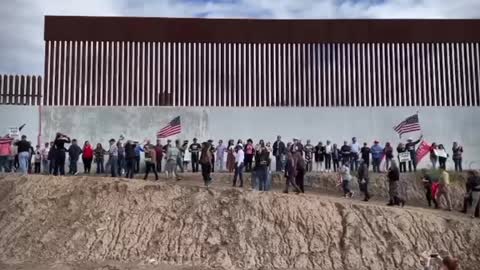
top-left (82, 141), bottom-right (94, 174)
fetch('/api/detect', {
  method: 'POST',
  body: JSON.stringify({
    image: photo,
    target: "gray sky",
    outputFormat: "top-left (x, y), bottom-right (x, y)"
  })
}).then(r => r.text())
top-left (1, 0), bottom-right (480, 75)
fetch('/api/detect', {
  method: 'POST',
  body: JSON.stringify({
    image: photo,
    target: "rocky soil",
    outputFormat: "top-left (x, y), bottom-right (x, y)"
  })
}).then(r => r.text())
top-left (0, 173), bottom-right (478, 270)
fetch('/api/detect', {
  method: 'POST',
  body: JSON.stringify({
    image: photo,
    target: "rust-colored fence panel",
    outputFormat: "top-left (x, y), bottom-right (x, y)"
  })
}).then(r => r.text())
top-left (0, 74), bottom-right (42, 105)
top-left (42, 17), bottom-right (480, 107)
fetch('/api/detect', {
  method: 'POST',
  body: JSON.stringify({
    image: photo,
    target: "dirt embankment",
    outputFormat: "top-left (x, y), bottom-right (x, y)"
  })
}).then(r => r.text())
top-left (0, 174), bottom-right (479, 270)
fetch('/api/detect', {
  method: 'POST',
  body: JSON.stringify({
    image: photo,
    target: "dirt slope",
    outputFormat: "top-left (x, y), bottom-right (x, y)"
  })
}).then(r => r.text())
top-left (0, 174), bottom-right (479, 270)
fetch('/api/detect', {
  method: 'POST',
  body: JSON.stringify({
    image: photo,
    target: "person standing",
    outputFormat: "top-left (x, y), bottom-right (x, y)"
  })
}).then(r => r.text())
top-left (176, 140), bottom-right (187, 173)
top-left (384, 142), bottom-right (394, 171)
top-left (244, 139), bottom-right (255, 172)
top-left (283, 151), bottom-right (301, 193)
top-left (350, 137), bottom-right (360, 171)
top-left (0, 136), bottom-right (13, 173)
top-left (437, 144), bottom-right (449, 170)
top-left (117, 141), bottom-right (125, 176)
top-left (108, 139), bottom-right (119, 177)
top-left (273, 135), bottom-right (286, 172)
top-left (387, 161), bottom-right (405, 207)
top-left (40, 142), bottom-right (50, 174)
top-left (144, 144), bottom-right (159, 181)
top-left (215, 140), bottom-right (226, 172)
top-left (340, 141), bottom-right (351, 167)
top-left (9, 141), bottom-right (17, 172)
top-left (436, 167), bottom-right (452, 211)
top-left (429, 143), bottom-right (438, 169)
top-left (208, 139), bottom-right (216, 173)
top-left (340, 163), bottom-right (353, 198)
top-left (34, 145), bottom-right (41, 174)
top-left (226, 140), bottom-right (236, 173)
top-left (27, 143), bottom-right (34, 174)
top-left (68, 139), bottom-right (82, 175)
top-left (154, 140), bottom-right (163, 173)
top-left (133, 142), bottom-right (142, 173)
top-left (94, 143), bottom-right (106, 174)
top-left (314, 142), bottom-right (325, 172)
top-left (360, 143), bottom-right (370, 171)
top-left (255, 141), bottom-right (271, 191)
top-left (357, 160), bottom-right (370, 201)
top-left (421, 169), bottom-right (438, 208)
top-left (124, 140), bottom-right (136, 179)
top-left (166, 142), bottom-right (180, 179)
top-left (452, 142), bottom-right (463, 172)
top-left (304, 139), bottom-right (314, 173)
top-left (406, 135), bottom-right (423, 172)
top-left (48, 141), bottom-right (56, 175)
top-left (15, 135), bottom-right (32, 175)
top-left (466, 170), bottom-right (480, 218)
top-left (183, 141), bottom-right (191, 172)
top-left (324, 140), bottom-right (332, 172)
top-left (370, 141), bottom-right (384, 173)
top-left (396, 143), bottom-right (407, 173)
top-left (294, 151), bottom-right (306, 193)
top-left (232, 143), bottom-right (245, 187)
top-left (82, 141), bottom-right (94, 174)
top-left (189, 138), bottom-right (201, 173)
top-left (332, 143), bottom-right (340, 172)
top-left (200, 142), bottom-right (213, 187)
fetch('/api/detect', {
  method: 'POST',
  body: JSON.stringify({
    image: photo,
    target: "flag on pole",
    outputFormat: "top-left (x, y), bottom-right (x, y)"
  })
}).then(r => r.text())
top-left (393, 114), bottom-right (421, 138)
top-left (157, 116), bottom-right (181, 139)
top-left (416, 140), bottom-right (431, 163)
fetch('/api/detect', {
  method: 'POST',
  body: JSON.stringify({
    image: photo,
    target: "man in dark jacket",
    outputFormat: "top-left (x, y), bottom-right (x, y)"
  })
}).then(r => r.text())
top-left (273, 135), bottom-right (286, 172)
top-left (340, 141), bottom-right (351, 167)
top-left (255, 141), bottom-right (271, 191)
top-left (189, 138), bottom-right (201, 173)
top-left (462, 170), bottom-right (480, 217)
top-left (357, 160), bottom-right (370, 201)
top-left (360, 143), bottom-right (370, 170)
top-left (283, 151), bottom-right (300, 193)
top-left (67, 139), bottom-right (82, 175)
top-left (155, 140), bottom-right (164, 173)
top-left (405, 135), bottom-right (423, 172)
top-left (124, 140), bottom-right (136, 179)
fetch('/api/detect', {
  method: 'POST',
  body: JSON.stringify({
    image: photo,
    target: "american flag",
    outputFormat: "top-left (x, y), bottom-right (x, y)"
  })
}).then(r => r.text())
top-left (157, 116), bottom-right (181, 138)
top-left (393, 114), bottom-right (421, 137)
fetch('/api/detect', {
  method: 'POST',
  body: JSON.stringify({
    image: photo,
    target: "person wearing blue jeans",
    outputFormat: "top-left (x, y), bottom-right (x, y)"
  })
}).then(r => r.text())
top-left (254, 141), bottom-right (271, 191)
top-left (15, 135), bottom-right (32, 175)
top-left (371, 140), bottom-right (384, 173)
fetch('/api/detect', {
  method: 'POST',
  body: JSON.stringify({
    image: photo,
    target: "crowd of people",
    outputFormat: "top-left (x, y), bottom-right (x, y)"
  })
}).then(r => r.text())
top-left (0, 133), bottom-right (478, 218)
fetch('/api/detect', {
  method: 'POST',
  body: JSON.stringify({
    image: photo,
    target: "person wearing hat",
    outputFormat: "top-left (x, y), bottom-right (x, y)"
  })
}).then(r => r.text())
top-left (405, 135), bottom-right (423, 172)
top-left (189, 138), bottom-right (201, 173)
top-left (232, 143), bottom-right (245, 187)
top-left (371, 140), bottom-right (383, 173)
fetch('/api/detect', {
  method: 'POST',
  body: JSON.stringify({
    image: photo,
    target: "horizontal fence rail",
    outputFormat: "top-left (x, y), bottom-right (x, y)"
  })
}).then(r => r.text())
top-left (43, 41), bottom-right (480, 107)
top-left (0, 74), bottom-right (42, 105)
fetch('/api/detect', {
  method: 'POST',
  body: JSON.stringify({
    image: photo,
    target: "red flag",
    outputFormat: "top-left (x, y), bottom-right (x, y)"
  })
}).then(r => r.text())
top-left (416, 140), bottom-right (431, 163)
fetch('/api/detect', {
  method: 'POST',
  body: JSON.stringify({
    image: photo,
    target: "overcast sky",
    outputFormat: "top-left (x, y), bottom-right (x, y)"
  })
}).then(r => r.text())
top-left (1, 0), bottom-right (480, 75)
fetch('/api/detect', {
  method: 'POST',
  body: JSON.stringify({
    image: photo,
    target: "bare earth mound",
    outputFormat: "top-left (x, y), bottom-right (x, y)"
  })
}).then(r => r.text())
top-left (0, 174), bottom-right (479, 270)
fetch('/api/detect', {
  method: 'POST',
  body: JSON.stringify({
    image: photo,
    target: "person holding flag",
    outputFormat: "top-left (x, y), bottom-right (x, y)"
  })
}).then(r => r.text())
top-left (406, 135), bottom-right (423, 172)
